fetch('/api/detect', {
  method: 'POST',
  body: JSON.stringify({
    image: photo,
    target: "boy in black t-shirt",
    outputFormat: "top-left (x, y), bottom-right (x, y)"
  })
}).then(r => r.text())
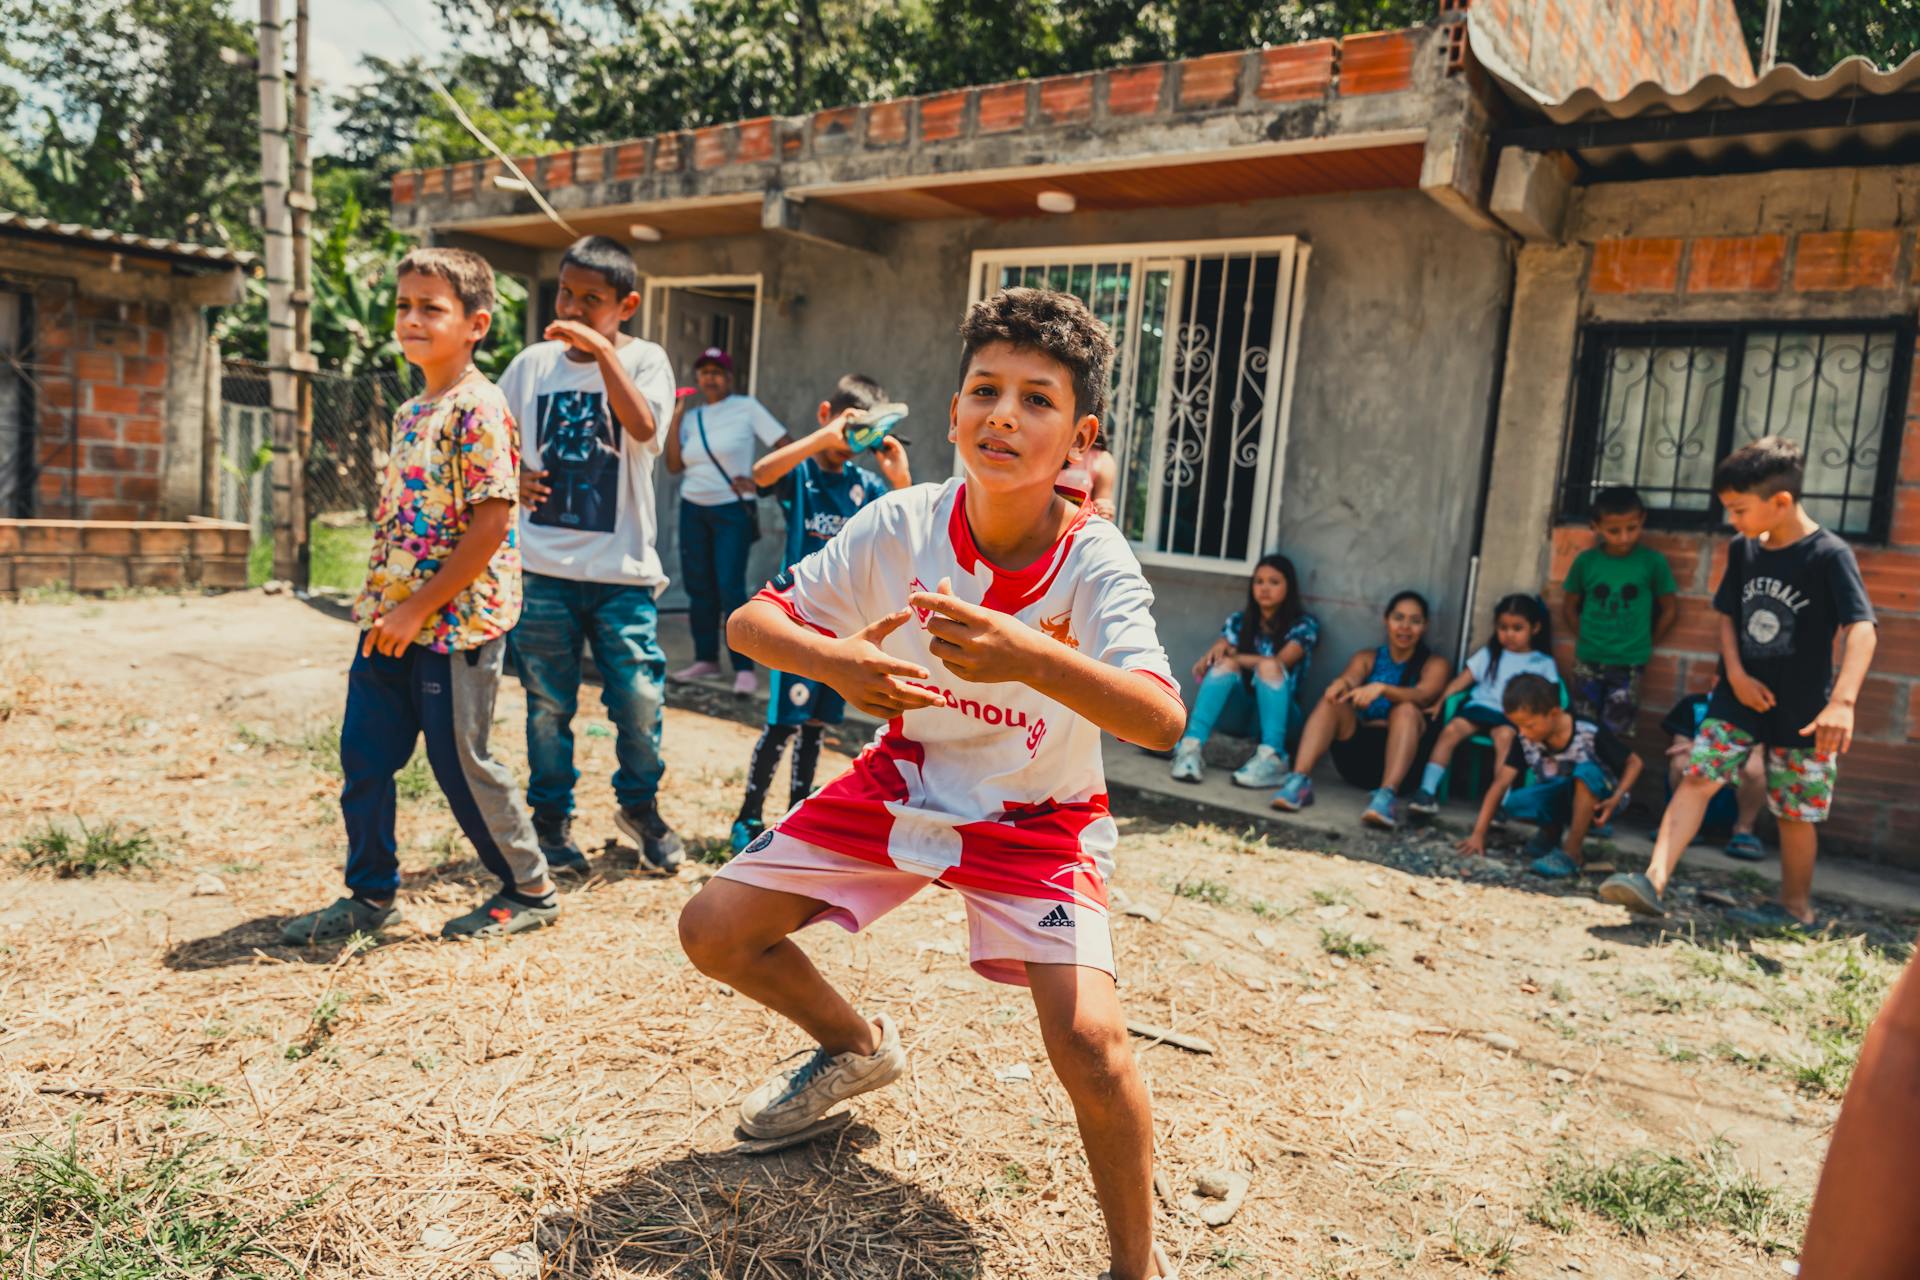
top-left (1602, 437), bottom-right (1877, 928)
top-left (1453, 674), bottom-right (1642, 879)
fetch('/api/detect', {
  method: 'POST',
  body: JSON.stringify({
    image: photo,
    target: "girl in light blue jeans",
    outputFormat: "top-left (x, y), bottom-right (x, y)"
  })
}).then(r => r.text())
top-left (1171, 554), bottom-right (1319, 789)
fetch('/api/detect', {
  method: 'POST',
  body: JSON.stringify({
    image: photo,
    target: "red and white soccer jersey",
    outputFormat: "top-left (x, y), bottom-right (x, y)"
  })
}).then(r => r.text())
top-left (753, 477), bottom-right (1177, 910)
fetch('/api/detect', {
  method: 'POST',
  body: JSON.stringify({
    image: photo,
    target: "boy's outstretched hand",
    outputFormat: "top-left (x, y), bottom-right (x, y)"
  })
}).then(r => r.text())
top-left (1803, 699), bottom-right (1855, 754)
top-left (910, 578), bottom-right (1040, 684)
top-left (828, 609), bottom-right (948, 719)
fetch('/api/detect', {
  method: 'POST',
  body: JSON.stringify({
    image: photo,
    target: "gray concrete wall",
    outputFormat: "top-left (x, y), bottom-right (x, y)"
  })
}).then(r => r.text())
top-left (523, 186), bottom-right (1512, 709)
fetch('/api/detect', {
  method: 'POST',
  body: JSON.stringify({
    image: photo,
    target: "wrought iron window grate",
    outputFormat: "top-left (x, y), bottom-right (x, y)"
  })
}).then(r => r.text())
top-left (1562, 321), bottom-right (1913, 540)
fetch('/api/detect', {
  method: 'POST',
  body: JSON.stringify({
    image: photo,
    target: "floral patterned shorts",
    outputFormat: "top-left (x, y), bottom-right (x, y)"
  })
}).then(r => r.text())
top-left (1684, 717), bottom-right (1837, 824)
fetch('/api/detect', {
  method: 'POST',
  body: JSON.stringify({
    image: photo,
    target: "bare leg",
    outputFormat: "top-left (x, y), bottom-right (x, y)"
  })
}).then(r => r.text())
top-left (1563, 778), bottom-right (1597, 866)
top-left (1776, 818), bottom-right (1817, 923)
top-left (1646, 775), bottom-right (1723, 895)
top-left (1292, 699), bottom-right (1354, 776)
top-left (679, 878), bottom-right (876, 1055)
top-left (1486, 725), bottom-right (1517, 782)
top-left (1028, 963), bottom-right (1160, 1280)
top-left (1380, 702), bottom-right (1426, 791)
top-left (1425, 716), bottom-right (1475, 771)
top-left (1734, 753), bottom-right (1767, 834)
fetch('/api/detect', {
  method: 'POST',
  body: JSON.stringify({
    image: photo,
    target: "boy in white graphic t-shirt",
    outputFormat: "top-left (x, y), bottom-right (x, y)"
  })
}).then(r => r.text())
top-left (678, 289), bottom-right (1186, 1280)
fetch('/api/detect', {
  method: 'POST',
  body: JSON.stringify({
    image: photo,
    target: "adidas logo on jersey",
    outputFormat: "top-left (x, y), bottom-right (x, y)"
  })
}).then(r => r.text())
top-left (1037, 905), bottom-right (1074, 929)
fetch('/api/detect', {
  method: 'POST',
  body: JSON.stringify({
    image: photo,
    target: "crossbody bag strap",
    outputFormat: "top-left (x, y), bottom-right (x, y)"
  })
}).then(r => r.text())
top-left (691, 406), bottom-right (755, 509)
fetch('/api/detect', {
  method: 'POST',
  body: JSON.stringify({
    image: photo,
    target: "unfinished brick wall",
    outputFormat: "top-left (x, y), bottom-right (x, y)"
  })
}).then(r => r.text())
top-left (0, 518), bottom-right (250, 592)
top-left (1469, 0), bottom-right (1755, 101)
top-left (31, 291), bottom-right (173, 521)
top-left (1545, 229), bottom-right (1920, 859)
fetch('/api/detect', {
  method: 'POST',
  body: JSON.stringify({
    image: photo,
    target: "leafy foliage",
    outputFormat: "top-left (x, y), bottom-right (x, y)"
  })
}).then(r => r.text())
top-left (1733, 0), bottom-right (1920, 72)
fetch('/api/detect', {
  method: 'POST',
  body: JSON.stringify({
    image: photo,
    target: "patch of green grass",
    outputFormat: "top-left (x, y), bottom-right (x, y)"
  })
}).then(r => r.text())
top-left (1310, 887), bottom-right (1355, 907)
top-left (395, 752), bottom-right (434, 802)
top-left (15, 581), bottom-right (80, 605)
top-left (1209, 1243), bottom-right (1257, 1271)
top-left (284, 990), bottom-right (348, 1062)
top-left (691, 837), bottom-right (733, 867)
top-left (1729, 869), bottom-right (1773, 895)
top-left (246, 519), bottom-right (370, 593)
top-left (1175, 878), bottom-right (1232, 907)
top-left (16, 819), bottom-right (163, 877)
top-left (0, 1129), bottom-right (309, 1276)
top-left (1442, 1220), bottom-right (1515, 1273)
top-left (165, 1081), bottom-right (228, 1111)
top-left (1532, 1143), bottom-right (1805, 1252)
top-left (1655, 1038), bottom-right (1699, 1063)
top-left (1319, 928), bottom-right (1382, 960)
top-left (1759, 935), bottom-right (1900, 1098)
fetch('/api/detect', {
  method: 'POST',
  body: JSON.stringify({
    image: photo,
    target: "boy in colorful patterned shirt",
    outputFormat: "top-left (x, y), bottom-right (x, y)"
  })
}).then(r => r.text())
top-left (283, 248), bottom-right (556, 945)
top-left (1602, 437), bottom-right (1877, 928)
top-left (677, 289), bottom-right (1186, 1280)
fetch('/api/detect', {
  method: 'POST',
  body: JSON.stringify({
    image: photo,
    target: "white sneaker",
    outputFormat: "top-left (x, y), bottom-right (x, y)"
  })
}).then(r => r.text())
top-left (1169, 739), bottom-right (1204, 784)
top-left (1099, 1244), bottom-right (1176, 1280)
top-left (670, 660), bottom-right (721, 682)
top-left (731, 670), bottom-right (757, 697)
top-left (738, 1013), bottom-right (907, 1139)
top-left (1231, 744), bottom-right (1288, 789)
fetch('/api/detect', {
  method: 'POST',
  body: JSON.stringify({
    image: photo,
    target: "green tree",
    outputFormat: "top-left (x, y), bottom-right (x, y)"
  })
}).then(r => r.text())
top-left (0, 0), bottom-right (259, 244)
top-left (1734, 0), bottom-right (1920, 72)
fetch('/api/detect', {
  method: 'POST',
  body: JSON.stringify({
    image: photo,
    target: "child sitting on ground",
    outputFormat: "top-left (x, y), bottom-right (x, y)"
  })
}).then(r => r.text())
top-left (729, 373), bottom-right (912, 853)
top-left (283, 248), bottom-right (555, 945)
top-left (1660, 682), bottom-right (1767, 860)
top-left (1408, 592), bottom-right (1559, 817)
top-left (1602, 437), bottom-right (1876, 927)
top-left (1453, 673), bottom-right (1643, 877)
top-left (677, 287), bottom-right (1185, 1280)
top-left (1170, 553), bottom-right (1318, 789)
top-left (1560, 485), bottom-right (1678, 738)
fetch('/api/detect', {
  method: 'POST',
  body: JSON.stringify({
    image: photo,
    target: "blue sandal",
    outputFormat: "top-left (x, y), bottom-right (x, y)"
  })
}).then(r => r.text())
top-left (1529, 850), bottom-right (1580, 879)
top-left (1724, 833), bottom-right (1765, 862)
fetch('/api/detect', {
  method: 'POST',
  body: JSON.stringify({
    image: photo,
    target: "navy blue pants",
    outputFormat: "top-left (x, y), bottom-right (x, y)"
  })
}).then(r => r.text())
top-left (679, 499), bottom-right (756, 671)
top-left (339, 638), bottom-right (545, 898)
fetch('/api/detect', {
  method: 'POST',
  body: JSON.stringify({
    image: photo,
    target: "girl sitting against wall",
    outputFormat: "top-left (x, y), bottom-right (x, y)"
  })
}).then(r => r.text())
top-left (1171, 554), bottom-right (1319, 789)
top-left (1270, 590), bottom-right (1452, 830)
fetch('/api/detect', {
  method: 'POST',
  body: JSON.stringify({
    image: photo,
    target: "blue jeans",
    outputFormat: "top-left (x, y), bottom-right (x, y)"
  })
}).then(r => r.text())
top-left (1185, 668), bottom-right (1295, 752)
top-left (1501, 761), bottom-right (1615, 830)
top-left (508, 572), bottom-right (667, 817)
top-left (680, 499), bottom-right (756, 671)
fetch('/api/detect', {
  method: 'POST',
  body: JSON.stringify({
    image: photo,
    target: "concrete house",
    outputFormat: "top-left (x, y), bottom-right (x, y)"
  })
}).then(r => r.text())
top-left (392, 3), bottom-right (1920, 860)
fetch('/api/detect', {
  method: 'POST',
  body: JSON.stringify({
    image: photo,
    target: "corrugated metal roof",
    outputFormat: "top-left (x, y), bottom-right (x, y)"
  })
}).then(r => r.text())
top-left (0, 212), bottom-right (256, 269)
top-left (1481, 45), bottom-right (1920, 182)
top-left (1538, 49), bottom-right (1920, 123)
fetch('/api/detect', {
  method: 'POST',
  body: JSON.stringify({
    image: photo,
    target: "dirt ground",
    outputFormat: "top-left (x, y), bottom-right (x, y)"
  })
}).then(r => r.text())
top-left (1, 590), bottom-right (1909, 1279)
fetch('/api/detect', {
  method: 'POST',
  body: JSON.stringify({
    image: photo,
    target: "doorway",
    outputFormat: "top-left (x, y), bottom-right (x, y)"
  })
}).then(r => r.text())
top-left (641, 276), bottom-right (766, 611)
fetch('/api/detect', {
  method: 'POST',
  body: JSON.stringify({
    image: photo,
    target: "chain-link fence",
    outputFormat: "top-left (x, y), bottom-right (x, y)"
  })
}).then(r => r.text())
top-left (218, 360), bottom-right (421, 587)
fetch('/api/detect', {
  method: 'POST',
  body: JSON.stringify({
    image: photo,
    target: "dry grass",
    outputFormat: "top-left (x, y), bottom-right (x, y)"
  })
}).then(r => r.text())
top-left (0, 593), bottom-right (1900, 1278)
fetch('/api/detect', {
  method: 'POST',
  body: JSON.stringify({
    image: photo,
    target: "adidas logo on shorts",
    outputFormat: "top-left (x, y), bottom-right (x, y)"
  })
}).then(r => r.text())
top-left (1037, 905), bottom-right (1074, 929)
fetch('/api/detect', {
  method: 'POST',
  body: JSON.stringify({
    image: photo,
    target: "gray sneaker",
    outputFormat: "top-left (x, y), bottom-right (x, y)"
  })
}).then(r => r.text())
top-left (1169, 738), bottom-right (1205, 784)
top-left (739, 1013), bottom-right (907, 1139)
top-left (1599, 872), bottom-right (1666, 917)
top-left (280, 895), bottom-right (400, 946)
top-left (1231, 745), bottom-right (1288, 789)
top-left (440, 893), bottom-right (559, 939)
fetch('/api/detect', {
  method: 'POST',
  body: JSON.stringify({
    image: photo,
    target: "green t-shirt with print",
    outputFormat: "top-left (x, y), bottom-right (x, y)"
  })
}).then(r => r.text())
top-left (1564, 543), bottom-right (1677, 667)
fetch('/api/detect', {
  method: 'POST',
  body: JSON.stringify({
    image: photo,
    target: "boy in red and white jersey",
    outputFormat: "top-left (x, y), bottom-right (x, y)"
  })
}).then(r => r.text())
top-left (678, 288), bottom-right (1186, 1280)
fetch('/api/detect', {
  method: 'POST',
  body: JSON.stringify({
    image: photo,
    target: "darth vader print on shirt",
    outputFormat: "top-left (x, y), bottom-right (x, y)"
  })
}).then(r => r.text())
top-left (530, 389), bottom-right (619, 533)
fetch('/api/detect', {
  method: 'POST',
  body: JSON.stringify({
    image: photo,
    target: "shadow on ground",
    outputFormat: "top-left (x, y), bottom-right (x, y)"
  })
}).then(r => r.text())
top-left (546, 1122), bottom-right (983, 1278)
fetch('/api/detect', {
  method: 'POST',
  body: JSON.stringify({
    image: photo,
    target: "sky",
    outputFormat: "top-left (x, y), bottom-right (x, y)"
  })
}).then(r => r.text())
top-left (251, 0), bottom-right (452, 150)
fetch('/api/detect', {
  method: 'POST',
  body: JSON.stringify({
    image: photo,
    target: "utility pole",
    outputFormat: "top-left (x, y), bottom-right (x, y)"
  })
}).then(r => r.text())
top-left (1760, 0), bottom-right (1783, 73)
top-left (288, 0), bottom-right (314, 588)
top-left (256, 0), bottom-right (298, 582)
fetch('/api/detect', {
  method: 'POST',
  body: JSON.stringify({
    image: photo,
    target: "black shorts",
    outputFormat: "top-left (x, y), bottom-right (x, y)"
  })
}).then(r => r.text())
top-left (1331, 723), bottom-right (1389, 790)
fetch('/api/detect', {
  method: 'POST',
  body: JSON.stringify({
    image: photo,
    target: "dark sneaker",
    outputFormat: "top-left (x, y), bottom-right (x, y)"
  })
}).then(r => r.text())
top-left (1407, 788), bottom-right (1440, 818)
top-left (281, 895), bottom-right (401, 946)
top-left (441, 893), bottom-right (559, 939)
top-left (1726, 901), bottom-right (1817, 934)
top-left (1599, 872), bottom-right (1666, 917)
top-left (730, 817), bottom-right (765, 855)
top-left (533, 812), bottom-right (590, 879)
top-left (616, 803), bottom-right (684, 874)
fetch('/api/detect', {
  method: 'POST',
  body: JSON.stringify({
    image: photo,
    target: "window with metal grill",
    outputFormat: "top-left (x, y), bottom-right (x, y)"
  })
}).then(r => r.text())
top-left (1561, 321), bottom-right (1912, 540)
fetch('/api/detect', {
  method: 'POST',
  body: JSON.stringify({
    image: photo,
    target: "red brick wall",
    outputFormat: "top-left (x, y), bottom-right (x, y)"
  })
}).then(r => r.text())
top-left (1470, 0), bottom-right (1755, 102)
top-left (0, 518), bottom-right (250, 592)
top-left (30, 292), bottom-right (172, 521)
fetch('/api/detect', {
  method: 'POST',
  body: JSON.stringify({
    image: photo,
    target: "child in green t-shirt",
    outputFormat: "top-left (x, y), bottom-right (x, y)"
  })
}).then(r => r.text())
top-left (1559, 486), bottom-right (1678, 737)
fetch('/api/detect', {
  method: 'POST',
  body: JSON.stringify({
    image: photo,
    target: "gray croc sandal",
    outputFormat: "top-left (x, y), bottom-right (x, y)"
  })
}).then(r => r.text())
top-left (441, 894), bottom-right (559, 940)
top-left (1726, 902), bottom-right (1817, 934)
top-left (281, 896), bottom-right (401, 946)
top-left (1598, 872), bottom-right (1666, 917)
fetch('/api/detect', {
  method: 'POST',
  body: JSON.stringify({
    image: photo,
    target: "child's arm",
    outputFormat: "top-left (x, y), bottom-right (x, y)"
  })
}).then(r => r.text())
top-left (1429, 666), bottom-right (1476, 719)
top-left (1321, 650), bottom-right (1372, 704)
top-left (1347, 654), bottom-right (1451, 710)
top-left (1719, 614), bottom-right (1776, 714)
top-left (546, 323), bottom-right (660, 444)
top-left (728, 599), bottom-right (949, 720)
top-left (909, 579), bottom-right (1186, 750)
top-left (1455, 762), bottom-right (1519, 855)
top-left (752, 417), bottom-right (847, 488)
top-left (1651, 592), bottom-right (1679, 645)
top-left (1595, 751), bottom-right (1644, 826)
top-left (1560, 590), bottom-right (1583, 643)
top-left (1088, 450), bottom-right (1119, 520)
top-left (1804, 620), bottom-right (1878, 754)
top-left (871, 437), bottom-right (912, 489)
top-left (361, 500), bottom-right (513, 657)
top-left (663, 395), bottom-right (689, 474)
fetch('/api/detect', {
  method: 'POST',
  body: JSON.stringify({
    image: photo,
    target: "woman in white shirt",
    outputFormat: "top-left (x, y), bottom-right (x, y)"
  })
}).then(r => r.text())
top-left (665, 347), bottom-right (789, 696)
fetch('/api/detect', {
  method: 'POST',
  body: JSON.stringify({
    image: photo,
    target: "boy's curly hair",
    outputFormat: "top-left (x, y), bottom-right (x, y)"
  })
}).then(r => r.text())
top-left (957, 287), bottom-right (1114, 422)
top-left (396, 247), bottom-right (496, 316)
